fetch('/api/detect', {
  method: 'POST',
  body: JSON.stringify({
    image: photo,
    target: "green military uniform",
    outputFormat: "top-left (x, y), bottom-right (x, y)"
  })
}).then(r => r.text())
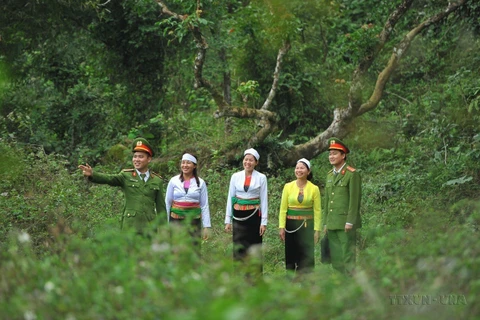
top-left (324, 138), bottom-right (362, 275)
top-left (89, 169), bottom-right (166, 233)
top-left (87, 138), bottom-right (166, 234)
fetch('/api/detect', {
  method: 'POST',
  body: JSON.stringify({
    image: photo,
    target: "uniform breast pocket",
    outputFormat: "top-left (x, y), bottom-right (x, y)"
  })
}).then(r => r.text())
top-left (148, 186), bottom-right (160, 196)
top-left (335, 184), bottom-right (349, 195)
top-left (128, 183), bottom-right (142, 188)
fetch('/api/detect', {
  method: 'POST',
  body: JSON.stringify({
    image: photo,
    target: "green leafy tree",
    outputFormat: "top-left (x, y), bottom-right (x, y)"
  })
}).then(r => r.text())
top-left (155, 0), bottom-right (478, 166)
top-left (0, 0), bottom-right (184, 164)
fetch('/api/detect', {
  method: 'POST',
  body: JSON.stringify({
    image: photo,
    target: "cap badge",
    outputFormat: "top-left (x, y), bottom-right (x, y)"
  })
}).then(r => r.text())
top-left (330, 140), bottom-right (336, 144)
top-left (136, 141), bottom-right (143, 146)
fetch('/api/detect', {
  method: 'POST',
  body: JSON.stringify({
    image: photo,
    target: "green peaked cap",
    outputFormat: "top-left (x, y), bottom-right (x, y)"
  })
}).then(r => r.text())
top-left (328, 137), bottom-right (350, 154)
top-left (132, 138), bottom-right (154, 157)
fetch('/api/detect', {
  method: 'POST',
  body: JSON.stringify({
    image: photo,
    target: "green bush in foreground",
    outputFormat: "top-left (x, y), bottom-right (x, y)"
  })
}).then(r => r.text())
top-left (1, 212), bottom-right (478, 320)
top-left (1, 138), bottom-right (479, 319)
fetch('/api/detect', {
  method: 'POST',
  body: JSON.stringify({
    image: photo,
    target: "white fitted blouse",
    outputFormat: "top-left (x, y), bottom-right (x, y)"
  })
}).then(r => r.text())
top-left (165, 175), bottom-right (211, 227)
top-left (224, 169), bottom-right (268, 225)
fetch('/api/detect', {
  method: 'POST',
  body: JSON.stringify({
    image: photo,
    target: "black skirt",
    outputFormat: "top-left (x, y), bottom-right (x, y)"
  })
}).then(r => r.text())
top-left (285, 218), bottom-right (314, 271)
top-left (232, 208), bottom-right (262, 261)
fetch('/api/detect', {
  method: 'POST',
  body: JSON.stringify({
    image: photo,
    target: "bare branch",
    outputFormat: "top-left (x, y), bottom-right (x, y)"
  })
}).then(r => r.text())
top-left (220, 40), bottom-right (291, 147)
top-left (249, 121), bottom-right (276, 147)
top-left (349, 0), bottom-right (414, 112)
top-left (99, 0), bottom-right (111, 6)
top-left (260, 40), bottom-right (291, 111)
top-left (385, 91), bottom-right (413, 104)
top-left (358, 0), bottom-right (466, 115)
top-left (156, 1), bottom-right (227, 109)
top-left (214, 106), bottom-right (277, 122)
top-left (190, 27), bottom-right (228, 109)
top-left (283, 107), bottom-right (353, 163)
top-left (377, 0), bottom-right (415, 49)
top-left (155, 0), bottom-right (187, 21)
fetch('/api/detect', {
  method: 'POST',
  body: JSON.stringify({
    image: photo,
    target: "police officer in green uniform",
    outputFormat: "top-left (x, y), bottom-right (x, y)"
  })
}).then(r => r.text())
top-left (78, 138), bottom-right (166, 234)
top-left (323, 138), bottom-right (362, 275)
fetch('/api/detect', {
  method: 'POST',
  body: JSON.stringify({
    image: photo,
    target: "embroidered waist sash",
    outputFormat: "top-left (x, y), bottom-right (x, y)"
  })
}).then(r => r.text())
top-left (287, 208), bottom-right (313, 216)
top-left (285, 208), bottom-right (313, 233)
top-left (232, 197), bottom-right (260, 211)
top-left (171, 201), bottom-right (201, 216)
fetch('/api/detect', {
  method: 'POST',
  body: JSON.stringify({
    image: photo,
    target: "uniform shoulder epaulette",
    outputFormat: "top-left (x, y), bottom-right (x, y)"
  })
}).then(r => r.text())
top-left (151, 172), bottom-right (164, 179)
top-left (346, 166), bottom-right (356, 172)
top-left (328, 169), bottom-right (334, 174)
top-left (122, 168), bottom-right (135, 172)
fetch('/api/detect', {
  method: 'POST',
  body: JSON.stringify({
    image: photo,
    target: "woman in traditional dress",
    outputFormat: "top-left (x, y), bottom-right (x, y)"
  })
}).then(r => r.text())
top-left (278, 158), bottom-right (321, 273)
top-left (165, 153), bottom-right (211, 247)
top-left (225, 148), bottom-right (268, 274)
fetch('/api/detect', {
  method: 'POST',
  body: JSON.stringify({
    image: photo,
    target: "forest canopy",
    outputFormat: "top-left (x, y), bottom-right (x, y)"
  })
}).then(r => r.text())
top-left (0, 0), bottom-right (478, 167)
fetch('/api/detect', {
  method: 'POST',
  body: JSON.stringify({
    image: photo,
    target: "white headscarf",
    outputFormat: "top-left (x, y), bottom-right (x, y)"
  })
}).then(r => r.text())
top-left (244, 148), bottom-right (260, 161)
top-left (182, 153), bottom-right (197, 164)
top-left (297, 158), bottom-right (311, 170)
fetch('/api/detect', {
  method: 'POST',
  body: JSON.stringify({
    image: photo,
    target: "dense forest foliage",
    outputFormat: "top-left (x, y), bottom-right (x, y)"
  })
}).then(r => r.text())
top-left (1, 0), bottom-right (479, 319)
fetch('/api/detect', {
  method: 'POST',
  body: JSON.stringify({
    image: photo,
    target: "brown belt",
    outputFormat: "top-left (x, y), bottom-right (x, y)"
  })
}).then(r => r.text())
top-left (287, 215), bottom-right (313, 220)
top-left (170, 212), bottom-right (200, 220)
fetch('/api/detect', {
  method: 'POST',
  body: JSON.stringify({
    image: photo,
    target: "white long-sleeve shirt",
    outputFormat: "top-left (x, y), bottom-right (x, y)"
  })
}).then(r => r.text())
top-left (165, 175), bottom-right (211, 227)
top-left (224, 170), bottom-right (268, 225)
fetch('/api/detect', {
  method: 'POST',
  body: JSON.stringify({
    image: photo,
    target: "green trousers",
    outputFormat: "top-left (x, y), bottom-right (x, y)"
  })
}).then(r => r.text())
top-left (328, 229), bottom-right (357, 275)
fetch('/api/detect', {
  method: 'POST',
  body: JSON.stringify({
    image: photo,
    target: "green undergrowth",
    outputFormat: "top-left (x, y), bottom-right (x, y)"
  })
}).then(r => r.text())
top-left (1, 216), bottom-right (477, 320)
top-left (1, 139), bottom-right (479, 319)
